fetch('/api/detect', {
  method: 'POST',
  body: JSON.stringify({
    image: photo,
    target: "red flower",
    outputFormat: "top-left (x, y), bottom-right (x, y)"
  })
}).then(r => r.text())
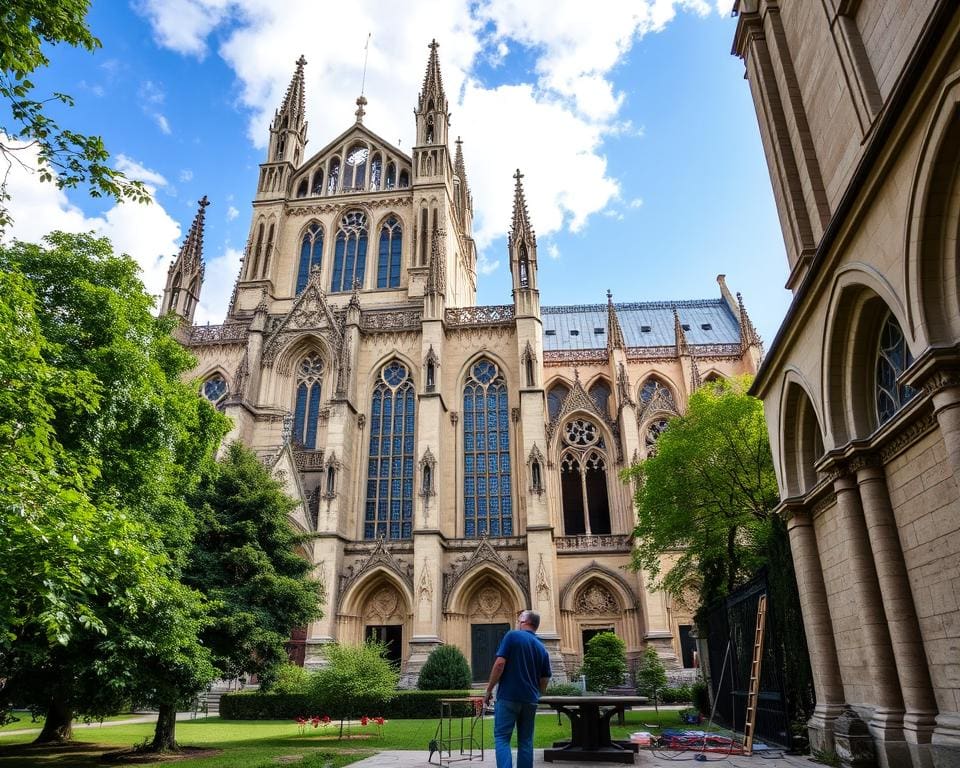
top-left (322, 715), bottom-right (331, 724)
top-left (361, 716), bottom-right (369, 725)
top-left (374, 716), bottom-right (385, 725)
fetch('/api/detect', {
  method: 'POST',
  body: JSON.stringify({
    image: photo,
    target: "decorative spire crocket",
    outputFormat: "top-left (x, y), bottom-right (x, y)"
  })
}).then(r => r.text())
top-left (606, 289), bottom-right (626, 351)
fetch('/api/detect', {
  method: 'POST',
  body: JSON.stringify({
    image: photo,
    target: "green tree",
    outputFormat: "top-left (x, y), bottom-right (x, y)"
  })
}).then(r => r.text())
top-left (171, 441), bottom-right (323, 748)
top-left (312, 641), bottom-right (399, 736)
top-left (581, 632), bottom-right (626, 693)
top-left (0, 233), bottom-right (229, 744)
top-left (417, 645), bottom-right (472, 691)
top-left (624, 377), bottom-right (780, 607)
top-left (635, 645), bottom-right (667, 698)
top-left (0, 1), bottom-right (149, 230)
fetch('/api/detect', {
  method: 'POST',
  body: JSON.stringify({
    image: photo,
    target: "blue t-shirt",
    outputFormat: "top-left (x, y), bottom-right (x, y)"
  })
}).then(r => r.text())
top-left (495, 629), bottom-right (551, 704)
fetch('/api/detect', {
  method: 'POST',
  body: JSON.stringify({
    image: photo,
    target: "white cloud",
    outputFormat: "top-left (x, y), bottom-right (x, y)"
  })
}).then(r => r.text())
top-left (115, 154), bottom-right (168, 193)
top-left (2, 138), bottom-right (180, 308)
top-left (154, 113), bottom-right (172, 134)
top-left (477, 255), bottom-right (500, 275)
top-left (136, 0), bottom-right (721, 253)
top-left (629, 197), bottom-right (644, 208)
top-left (226, 205), bottom-right (239, 220)
top-left (179, 169), bottom-right (194, 182)
top-left (546, 242), bottom-right (560, 260)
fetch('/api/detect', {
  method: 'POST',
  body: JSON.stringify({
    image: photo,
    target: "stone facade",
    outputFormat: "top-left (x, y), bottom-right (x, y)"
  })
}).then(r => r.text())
top-left (164, 43), bottom-right (760, 689)
top-left (734, 2), bottom-right (960, 766)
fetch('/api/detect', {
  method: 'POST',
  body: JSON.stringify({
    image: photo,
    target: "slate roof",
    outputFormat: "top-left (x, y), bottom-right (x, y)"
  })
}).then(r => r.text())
top-left (541, 299), bottom-right (740, 351)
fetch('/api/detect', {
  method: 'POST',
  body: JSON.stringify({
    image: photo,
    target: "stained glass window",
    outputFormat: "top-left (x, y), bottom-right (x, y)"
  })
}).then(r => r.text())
top-left (331, 211), bottom-right (368, 292)
top-left (203, 375), bottom-right (227, 402)
top-left (547, 382), bottom-right (570, 422)
top-left (639, 377), bottom-right (675, 408)
top-left (463, 359), bottom-right (512, 537)
top-left (365, 361), bottom-right (415, 540)
top-left (377, 217), bottom-right (402, 288)
top-left (876, 312), bottom-right (917, 425)
top-left (645, 418), bottom-right (669, 457)
top-left (559, 418), bottom-right (610, 535)
top-left (296, 223), bottom-right (324, 294)
top-left (293, 354), bottom-right (324, 448)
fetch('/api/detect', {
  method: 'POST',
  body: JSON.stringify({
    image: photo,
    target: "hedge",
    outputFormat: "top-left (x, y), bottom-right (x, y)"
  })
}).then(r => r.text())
top-left (220, 689), bottom-right (484, 720)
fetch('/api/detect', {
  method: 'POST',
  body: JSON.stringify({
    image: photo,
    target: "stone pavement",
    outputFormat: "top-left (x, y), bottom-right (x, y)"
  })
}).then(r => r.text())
top-left (349, 748), bottom-right (813, 767)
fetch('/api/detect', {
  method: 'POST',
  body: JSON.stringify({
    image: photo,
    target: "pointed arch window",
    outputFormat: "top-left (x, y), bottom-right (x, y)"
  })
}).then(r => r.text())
top-left (327, 157), bottom-right (340, 194)
top-left (645, 418), bottom-right (669, 457)
top-left (331, 211), bottom-right (368, 293)
top-left (377, 216), bottom-right (402, 288)
top-left (639, 377), bottom-right (676, 410)
top-left (296, 179), bottom-right (308, 198)
top-left (293, 354), bottom-right (324, 449)
top-left (369, 153), bottom-right (383, 191)
top-left (463, 359), bottom-right (512, 537)
top-left (547, 382), bottom-right (570, 423)
top-left (876, 311), bottom-right (917, 425)
top-left (518, 243), bottom-right (530, 288)
top-left (296, 223), bottom-right (324, 295)
top-left (399, 170), bottom-right (409, 188)
top-left (385, 162), bottom-right (397, 189)
top-left (311, 168), bottom-right (324, 196)
top-left (249, 223), bottom-right (265, 279)
top-left (559, 418), bottom-right (611, 535)
top-left (344, 144), bottom-right (368, 191)
top-left (202, 374), bottom-right (227, 403)
top-left (365, 361), bottom-right (415, 540)
top-left (589, 380), bottom-right (612, 417)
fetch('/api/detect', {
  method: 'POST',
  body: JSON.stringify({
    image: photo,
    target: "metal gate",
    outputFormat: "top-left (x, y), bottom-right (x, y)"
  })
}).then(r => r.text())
top-left (703, 573), bottom-right (793, 749)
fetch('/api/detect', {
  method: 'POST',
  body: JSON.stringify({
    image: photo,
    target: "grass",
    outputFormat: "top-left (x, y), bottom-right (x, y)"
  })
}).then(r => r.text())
top-left (0, 708), bottom-right (719, 767)
top-left (0, 711), bottom-right (145, 732)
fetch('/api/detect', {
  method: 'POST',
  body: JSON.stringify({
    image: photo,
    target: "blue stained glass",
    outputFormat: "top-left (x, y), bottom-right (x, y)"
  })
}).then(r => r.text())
top-left (503, 498), bottom-right (512, 513)
top-left (369, 441), bottom-right (377, 456)
top-left (383, 397), bottom-right (392, 416)
top-left (465, 476), bottom-right (475, 494)
top-left (366, 503), bottom-right (375, 521)
top-left (293, 383), bottom-right (308, 445)
top-left (356, 233), bottom-right (367, 284)
top-left (402, 522), bottom-right (411, 538)
top-left (503, 476), bottom-right (511, 492)
top-left (391, 478), bottom-right (400, 495)
top-left (464, 433), bottom-right (474, 450)
top-left (404, 435), bottom-right (414, 452)
top-left (502, 455), bottom-right (511, 472)
top-left (332, 235), bottom-right (345, 292)
top-left (487, 433), bottom-right (497, 450)
top-left (503, 519), bottom-right (512, 535)
top-left (465, 455), bottom-right (474, 473)
top-left (372, 398), bottom-right (381, 416)
top-left (343, 238), bottom-right (355, 290)
top-left (490, 519), bottom-right (500, 535)
top-left (305, 382), bottom-right (321, 448)
top-left (490, 497), bottom-right (499, 514)
top-left (490, 476), bottom-right (498, 494)
top-left (393, 436), bottom-right (402, 452)
top-left (477, 454), bottom-right (486, 472)
top-left (402, 479), bottom-right (412, 497)
top-left (478, 476), bottom-right (486, 494)
top-left (478, 519), bottom-right (487, 535)
top-left (390, 523), bottom-right (399, 538)
top-left (391, 500), bottom-right (400, 520)
top-left (296, 235), bottom-right (312, 294)
top-left (465, 497), bottom-right (474, 514)
top-left (403, 458), bottom-right (413, 474)
top-left (365, 523), bottom-right (374, 538)
top-left (478, 497), bottom-right (487, 514)
top-left (380, 480), bottom-right (388, 496)
top-left (366, 480), bottom-right (376, 496)
top-left (380, 459), bottom-right (389, 477)
top-left (500, 432), bottom-right (509, 449)
top-left (402, 499), bottom-right (412, 517)
top-left (378, 497), bottom-right (387, 515)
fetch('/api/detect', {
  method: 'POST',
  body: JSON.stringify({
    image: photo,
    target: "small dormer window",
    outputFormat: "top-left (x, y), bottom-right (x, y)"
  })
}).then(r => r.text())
top-left (701, 323), bottom-right (712, 331)
top-left (641, 325), bottom-right (651, 333)
top-left (570, 329), bottom-right (580, 337)
top-left (546, 329), bottom-right (556, 336)
top-left (682, 324), bottom-right (691, 331)
top-left (594, 328), bottom-right (604, 335)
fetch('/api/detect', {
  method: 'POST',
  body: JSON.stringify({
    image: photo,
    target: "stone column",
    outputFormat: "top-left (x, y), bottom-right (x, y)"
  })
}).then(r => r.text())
top-left (855, 457), bottom-right (937, 768)
top-left (927, 375), bottom-right (960, 491)
top-left (833, 474), bottom-right (907, 768)
top-left (786, 505), bottom-right (846, 753)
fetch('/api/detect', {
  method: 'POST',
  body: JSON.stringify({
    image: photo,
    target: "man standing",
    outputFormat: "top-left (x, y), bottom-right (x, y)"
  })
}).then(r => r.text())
top-left (483, 609), bottom-right (552, 768)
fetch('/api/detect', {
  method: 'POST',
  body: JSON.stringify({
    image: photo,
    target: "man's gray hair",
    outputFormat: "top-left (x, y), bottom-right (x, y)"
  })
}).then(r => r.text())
top-left (519, 609), bottom-right (541, 630)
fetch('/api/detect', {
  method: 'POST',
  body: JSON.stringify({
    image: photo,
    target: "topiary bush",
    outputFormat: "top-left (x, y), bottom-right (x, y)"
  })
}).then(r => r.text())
top-left (269, 663), bottom-right (314, 695)
top-left (417, 645), bottom-right (472, 691)
top-left (311, 641), bottom-right (399, 731)
top-left (219, 689), bottom-right (481, 720)
top-left (581, 632), bottom-right (627, 693)
top-left (636, 645), bottom-right (668, 698)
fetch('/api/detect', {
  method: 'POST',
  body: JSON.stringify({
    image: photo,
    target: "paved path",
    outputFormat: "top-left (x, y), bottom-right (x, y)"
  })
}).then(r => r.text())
top-left (348, 748), bottom-right (812, 767)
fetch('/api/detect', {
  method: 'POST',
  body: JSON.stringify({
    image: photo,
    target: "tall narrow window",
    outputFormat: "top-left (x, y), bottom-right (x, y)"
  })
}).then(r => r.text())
top-left (386, 162), bottom-right (397, 189)
top-left (296, 223), bottom-right (324, 294)
top-left (369, 153), bottom-right (383, 191)
top-left (327, 157), bottom-right (340, 194)
top-left (559, 418), bottom-right (610, 535)
top-left (311, 169), bottom-right (324, 196)
top-left (377, 216), bottom-right (402, 288)
top-left (399, 170), bottom-right (409, 188)
top-left (639, 377), bottom-right (676, 411)
top-left (249, 223), bottom-right (264, 278)
top-left (463, 359), bottom-right (512, 537)
top-left (547, 382), bottom-right (570, 423)
top-left (261, 223), bottom-right (275, 278)
top-left (345, 144), bottom-right (368, 191)
top-left (293, 354), bottom-right (324, 449)
top-left (589, 380), bottom-right (611, 417)
top-left (876, 311), bottom-right (917, 424)
top-left (519, 243), bottom-right (529, 288)
top-left (331, 211), bottom-right (368, 292)
top-left (296, 179), bottom-right (308, 198)
top-left (365, 361), bottom-right (415, 540)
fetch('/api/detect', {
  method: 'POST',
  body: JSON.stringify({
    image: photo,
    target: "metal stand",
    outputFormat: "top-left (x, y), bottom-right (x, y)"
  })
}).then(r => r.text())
top-left (428, 697), bottom-right (484, 765)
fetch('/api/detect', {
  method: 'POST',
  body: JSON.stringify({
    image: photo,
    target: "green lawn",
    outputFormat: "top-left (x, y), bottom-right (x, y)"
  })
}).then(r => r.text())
top-left (0, 712), bottom-right (145, 732)
top-left (0, 708), bottom-right (716, 767)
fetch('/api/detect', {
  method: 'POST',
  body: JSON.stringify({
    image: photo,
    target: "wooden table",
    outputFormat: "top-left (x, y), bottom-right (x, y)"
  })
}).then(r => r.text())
top-left (538, 695), bottom-right (648, 764)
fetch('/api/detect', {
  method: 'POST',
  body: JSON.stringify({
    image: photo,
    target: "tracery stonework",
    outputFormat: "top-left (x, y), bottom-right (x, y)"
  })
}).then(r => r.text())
top-left (470, 585), bottom-right (504, 619)
top-left (575, 583), bottom-right (618, 615)
top-left (366, 585), bottom-right (400, 621)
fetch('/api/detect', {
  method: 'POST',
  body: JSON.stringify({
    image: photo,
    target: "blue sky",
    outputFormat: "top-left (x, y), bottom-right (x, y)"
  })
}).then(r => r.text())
top-left (4, 0), bottom-right (791, 344)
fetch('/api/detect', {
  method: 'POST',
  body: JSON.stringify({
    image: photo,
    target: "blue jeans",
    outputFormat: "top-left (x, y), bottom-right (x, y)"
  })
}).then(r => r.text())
top-left (493, 699), bottom-right (538, 768)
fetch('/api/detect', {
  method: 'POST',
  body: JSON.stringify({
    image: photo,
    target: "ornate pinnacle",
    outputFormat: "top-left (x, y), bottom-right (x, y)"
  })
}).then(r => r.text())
top-left (606, 290), bottom-right (626, 351)
top-left (673, 307), bottom-right (688, 355)
top-left (355, 95), bottom-right (367, 124)
top-left (454, 136), bottom-right (468, 184)
top-left (418, 39), bottom-right (446, 111)
top-left (276, 55), bottom-right (307, 125)
top-left (510, 169), bottom-right (536, 245)
top-left (737, 292), bottom-right (762, 348)
top-left (176, 195), bottom-right (209, 273)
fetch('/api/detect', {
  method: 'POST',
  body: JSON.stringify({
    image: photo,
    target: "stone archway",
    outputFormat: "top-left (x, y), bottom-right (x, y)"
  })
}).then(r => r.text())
top-left (338, 573), bottom-right (412, 671)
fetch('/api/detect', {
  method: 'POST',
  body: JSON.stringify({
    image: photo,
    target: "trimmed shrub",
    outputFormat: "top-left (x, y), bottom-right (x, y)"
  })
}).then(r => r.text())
top-left (658, 684), bottom-right (693, 703)
top-left (581, 632), bottom-right (627, 693)
top-left (545, 682), bottom-right (582, 696)
top-left (311, 641), bottom-right (399, 723)
top-left (417, 645), bottom-right (472, 691)
top-left (636, 645), bottom-right (668, 698)
top-left (269, 663), bottom-right (313, 695)
top-left (219, 689), bottom-right (482, 720)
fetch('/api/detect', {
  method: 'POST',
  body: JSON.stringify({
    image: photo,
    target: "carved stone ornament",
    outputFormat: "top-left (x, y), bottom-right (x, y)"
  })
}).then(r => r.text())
top-left (527, 443), bottom-right (546, 496)
top-left (547, 376), bottom-right (623, 463)
top-left (879, 411), bottom-right (937, 463)
top-left (536, 554), bottom-right (550, 598)
top-left (637, 380), bottom-right (679, 422)
top-left (617, 363), bottom-right (634, 408)
top-left (575, 582), bottom-right (619, 615)
top-left (470, 585), bottom-right (503, 619)
top-left (337, 537), bottom-right (414, 611)
top-left (261, 275), bottom-right (343, 369)
top-left (366, 585), bottom-right (400, 620)
top-left (921, 369), bottom-right (960, 397)
top-left (511, 406), bottom-right (521, 424)
top-left (450, 411), bottom-right (459, 426)
top-left (442, 537), bottom-right (530, 610)
top-left (234, 350), bottom-right (250, 398)
top-left (445, 305), bottom-right (515, 327)
top-left (419, 448), bottom-right (437, 498)
top-left (417, 561), bottom-right (433, 602)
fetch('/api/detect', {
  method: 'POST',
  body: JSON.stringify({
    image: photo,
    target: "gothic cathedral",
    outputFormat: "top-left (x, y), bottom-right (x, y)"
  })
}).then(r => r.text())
top-left (161, 42), bottom-right (762, 684)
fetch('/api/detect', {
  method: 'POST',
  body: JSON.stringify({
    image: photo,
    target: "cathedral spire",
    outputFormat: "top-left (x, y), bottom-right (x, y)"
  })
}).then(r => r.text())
top-left (737, 292), bottom-right (762, 350)
top-left (267, 56), bottom-right (308, 166)
top-left (606, 290), bottom-right (626, 351)
top-left (454, 136), bottom-right (468, 186)
top-left (415, 39), bottom-right (449, 146)
top-left (161, 195), bottom-right (209, 323)
top-left (510, 169), bottom-right (536, 246)
top-left (509, 170), bottom-right (538, 302)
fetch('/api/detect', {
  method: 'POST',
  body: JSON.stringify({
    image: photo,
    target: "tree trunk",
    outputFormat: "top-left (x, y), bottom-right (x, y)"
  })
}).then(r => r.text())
top-left (151, 703), bottom-right (178, 752)
top-left (34, 695), bottom-right (73, 743)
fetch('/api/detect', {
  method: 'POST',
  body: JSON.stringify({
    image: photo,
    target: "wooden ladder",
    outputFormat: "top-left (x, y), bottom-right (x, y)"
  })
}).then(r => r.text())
top-left (743, 594), bottom-right (768, 755)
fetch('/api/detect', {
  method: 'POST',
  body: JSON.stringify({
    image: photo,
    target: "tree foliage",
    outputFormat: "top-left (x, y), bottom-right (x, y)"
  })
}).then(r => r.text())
top-left (0, 233), bottom-right (229, 745)
top-left (417, 645), bottom-right (472, 691)
top-left (311, 641), bottom-right (399, 736)
top-left (624, 377), bottom-right (780, 608)
top-left (0, 0), bottom-right (149, 230)
top-left (581, 632), bottom-right (626, 693)
top-left (184, 442), bottom-right (324, 688)
top-left (635, 645), bottom-right (667, 698)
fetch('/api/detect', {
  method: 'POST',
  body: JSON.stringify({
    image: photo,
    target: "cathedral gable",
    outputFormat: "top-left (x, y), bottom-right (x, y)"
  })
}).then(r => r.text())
top-left (261, 273), bottom-right (343, 371)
